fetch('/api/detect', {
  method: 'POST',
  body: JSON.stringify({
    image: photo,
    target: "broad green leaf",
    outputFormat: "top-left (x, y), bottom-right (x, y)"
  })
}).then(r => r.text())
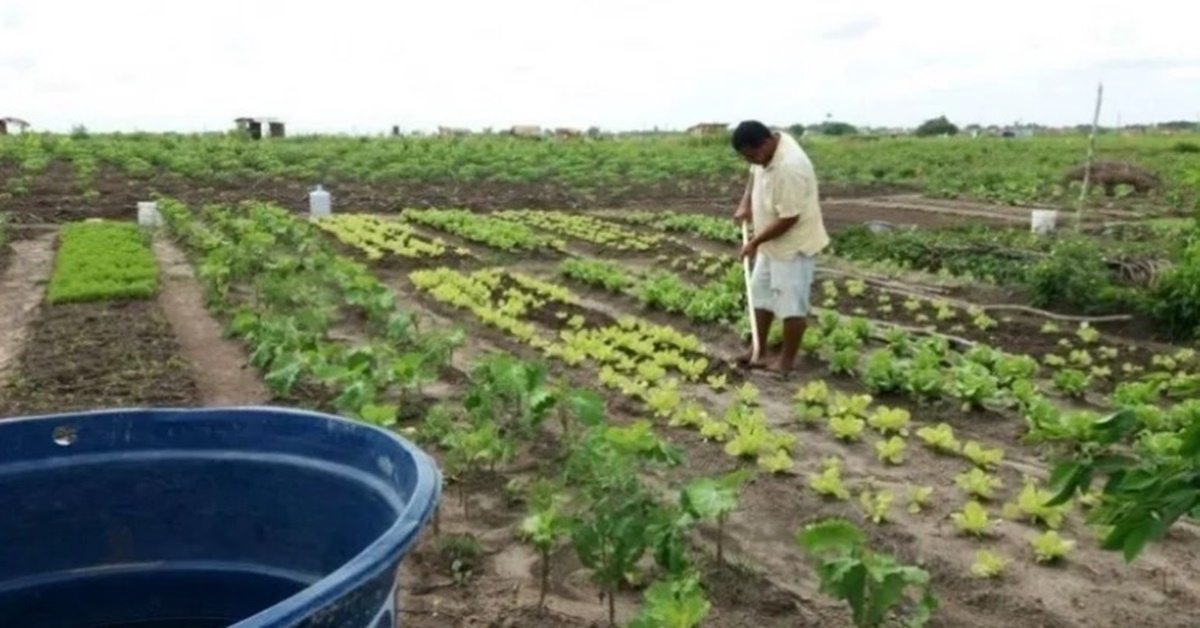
top-left (797, 519), bottom-right (866, 555)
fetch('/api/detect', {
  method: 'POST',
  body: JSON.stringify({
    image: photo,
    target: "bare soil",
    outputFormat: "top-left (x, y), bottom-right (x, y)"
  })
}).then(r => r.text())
top-left (0, 161), bottom-right (1136, 232)
top-left (0, 300), bottom-right (201, 417)
top-left (152, 237), bottom-right (271, 406)
top-left (0, 231), bottom-right (56, 387)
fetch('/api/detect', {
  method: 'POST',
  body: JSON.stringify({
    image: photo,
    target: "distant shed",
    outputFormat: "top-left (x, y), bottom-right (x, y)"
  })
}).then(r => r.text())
top-left (0, 117), bottom-right (31, 135)
top-left (686, 122), bottom-right (728, 136)
top-left (235, 117), bottom-right (285, 140)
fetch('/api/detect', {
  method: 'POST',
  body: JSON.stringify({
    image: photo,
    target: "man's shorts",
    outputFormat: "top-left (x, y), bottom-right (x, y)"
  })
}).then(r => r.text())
top-left (749, 253), bottom-right (816, 319)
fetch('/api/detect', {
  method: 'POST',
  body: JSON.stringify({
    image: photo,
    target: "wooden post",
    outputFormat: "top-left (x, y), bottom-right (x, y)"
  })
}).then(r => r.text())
top-left (1074, 83), bottom-right (1104, 232)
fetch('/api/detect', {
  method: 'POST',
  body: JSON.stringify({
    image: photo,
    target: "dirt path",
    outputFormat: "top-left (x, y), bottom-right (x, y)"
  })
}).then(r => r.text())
top-left (0, 232), bottom-right (56, 386)
top-left (152, 238), bottom-right (271, 406)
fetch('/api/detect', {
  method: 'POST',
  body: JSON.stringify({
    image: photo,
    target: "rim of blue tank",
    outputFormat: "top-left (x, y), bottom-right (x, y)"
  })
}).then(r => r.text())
top-left (2, 405), bottom-right (443, 628)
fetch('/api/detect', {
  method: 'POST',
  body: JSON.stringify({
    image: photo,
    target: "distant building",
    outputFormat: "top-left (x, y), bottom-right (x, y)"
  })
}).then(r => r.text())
top-left (510, 125), bottom-right (543, 139)
top-left (686, 122), bottom-right (728, 136)
top-left (1000, 126), bottom-right (1035, 139)
top-left (0, 117), bottom-right (31, 135)
top-left (234, 117), bottom-right (285, 140)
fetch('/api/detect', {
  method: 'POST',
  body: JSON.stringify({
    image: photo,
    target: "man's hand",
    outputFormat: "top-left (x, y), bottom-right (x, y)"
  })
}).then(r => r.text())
top-left (740, 239), bottom-right (758, 259)
top-left (733, 205), bottom-right (750, 223)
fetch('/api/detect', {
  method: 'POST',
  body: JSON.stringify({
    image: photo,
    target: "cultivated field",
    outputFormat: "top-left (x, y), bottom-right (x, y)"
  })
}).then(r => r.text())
top-left (1, 132), bottom-right (1198, 628)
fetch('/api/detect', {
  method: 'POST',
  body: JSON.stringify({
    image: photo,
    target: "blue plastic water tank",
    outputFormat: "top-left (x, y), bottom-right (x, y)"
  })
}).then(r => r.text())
top-left (0, 407), bottom-right (442, 628)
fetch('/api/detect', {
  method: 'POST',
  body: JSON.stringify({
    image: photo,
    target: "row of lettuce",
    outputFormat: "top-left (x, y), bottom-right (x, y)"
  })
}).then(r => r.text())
top-left (829, 222), bottom-right (1200, 341)
top-left (604, 209), bottom-right (1200, 343)
top-left (2, 131), bottom-right (1198, 208)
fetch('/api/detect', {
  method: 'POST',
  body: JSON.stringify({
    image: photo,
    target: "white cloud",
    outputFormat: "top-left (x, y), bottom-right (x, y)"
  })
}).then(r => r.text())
top-left (2, 0), bottom-right (1198, 132)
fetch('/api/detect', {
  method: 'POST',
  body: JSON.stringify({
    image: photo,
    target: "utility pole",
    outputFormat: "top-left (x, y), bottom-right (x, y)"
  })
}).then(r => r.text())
top-left (1074, 83), bottom-right (1104, 233)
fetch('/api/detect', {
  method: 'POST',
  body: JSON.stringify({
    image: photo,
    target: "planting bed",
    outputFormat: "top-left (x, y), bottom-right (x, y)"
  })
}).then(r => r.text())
top-left (0, 300), bottom-right (200, 416)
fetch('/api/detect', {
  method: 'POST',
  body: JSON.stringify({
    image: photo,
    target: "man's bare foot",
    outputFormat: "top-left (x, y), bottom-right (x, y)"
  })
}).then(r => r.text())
top-left (735, 348), bottom-right (772, 369)
top-left (759, 360), bottom-right (795, 380)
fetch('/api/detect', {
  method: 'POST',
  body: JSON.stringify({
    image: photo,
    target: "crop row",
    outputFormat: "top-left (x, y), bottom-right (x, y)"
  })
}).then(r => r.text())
top-left (401, 208), bottom-right (566, 253)
top-left (494, 209), bottom-right (668, 252)
top-left (157, 198), bottom-right (460, 424)
top-left (559, 256), bottom-right (1200, 404)
top-left (45, 221), bottom-right (158, 304)
top-left (5, 133), bottom-right (1199, 208)
top-left (313, 214), bottom-right (462, 260)
top-left (600, 210), bottom-right (739, 244)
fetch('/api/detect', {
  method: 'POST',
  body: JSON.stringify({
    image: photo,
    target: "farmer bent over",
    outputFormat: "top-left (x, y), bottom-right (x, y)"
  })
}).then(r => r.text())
top-left (731, 120), bottom-right (830, 376)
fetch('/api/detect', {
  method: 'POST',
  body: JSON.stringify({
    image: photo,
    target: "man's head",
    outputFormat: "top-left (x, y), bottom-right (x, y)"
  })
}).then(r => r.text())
top-left (731, 120), bottom-right (778, 166)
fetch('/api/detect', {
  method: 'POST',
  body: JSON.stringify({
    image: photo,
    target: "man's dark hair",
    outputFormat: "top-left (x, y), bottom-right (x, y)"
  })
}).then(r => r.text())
top-left (731, 120), bottom-right (773, 151)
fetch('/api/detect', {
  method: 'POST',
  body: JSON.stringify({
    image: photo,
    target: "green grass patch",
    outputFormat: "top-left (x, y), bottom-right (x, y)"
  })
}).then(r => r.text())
top-left (46, 221), bottom-right (158, 304)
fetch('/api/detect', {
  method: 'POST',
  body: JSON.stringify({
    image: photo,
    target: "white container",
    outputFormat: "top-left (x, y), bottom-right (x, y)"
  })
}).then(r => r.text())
top-left (309, 185), bottom-right (332, 220)
top-left (1030, 209), bottom-right (1058, 235)
top-left (137, 201), bottom-right (162, 228)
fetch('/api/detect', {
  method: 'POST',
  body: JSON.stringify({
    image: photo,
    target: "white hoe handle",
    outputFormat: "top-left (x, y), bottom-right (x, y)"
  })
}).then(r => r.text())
top-left (741, 220), bottom-right (760, 364)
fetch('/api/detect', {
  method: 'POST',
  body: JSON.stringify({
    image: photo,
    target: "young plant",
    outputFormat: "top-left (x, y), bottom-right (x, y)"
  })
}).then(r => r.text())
top-left (1053, 369), bottom-right (1091, 398)
top-left (907, 485), bottom-right (934, 514)
top-left (961, 441), bottom-right (1005, 470)
top-left (916, 423), bottom-right (962, 455)
top-left (518, 493), bottom-right (570, 608)
top-left (441, 420), bottom-right (514, 519)
top-left (797, 519), bottom-right (938, 628)
top-left (757, 448), bottom-right (796, 474)
top-left (681, 470), bottom-right (751, 564)
top-left (859, 488), bottom-right (895, 524)
top-left (1031, 530), bottom-right (1075, 564)
top-left (970, 550), bottom-right (1010, 579)
top-left (948, 362), bottom-right (1001, 411)
top-left (629, 574), bottom-right (711, 628)
top-left (810, 457), bottom-right (851, 500)
top-left (875, 436), bottom-right (908, 465)
top-left (867, 406), bottom-right (911, 436)
top-left (954, 468), bottom-right (1003, 501)
top-left (1002, 477), bottom-right (1070, 529)
top-left (863, 350), bottom-right (907, 394)
top-left (735, 382), bottom-right (760, 405)
top-left (567, 422), bottom-right (682, 626)
top-left (793, 380), bottom-right (831, 426)
top-left (950, 500), bottom-right (994, 537)
top-left (829, 414), bottom-right (867, 442)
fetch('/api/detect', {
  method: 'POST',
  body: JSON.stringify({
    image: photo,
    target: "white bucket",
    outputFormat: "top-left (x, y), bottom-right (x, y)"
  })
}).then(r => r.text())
top-left (137, 201), bottom-right (162, 228)
top-left (1030, 209), bottom-right (1058, 235)
top-left (309, 185), bottom-right (332, 220)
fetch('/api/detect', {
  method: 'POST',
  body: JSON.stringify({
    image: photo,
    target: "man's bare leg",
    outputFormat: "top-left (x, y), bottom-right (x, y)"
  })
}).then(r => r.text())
top-left (739, 308), bottom-right (775, 366)
top-left (770, 316), bottom-right (807, 373)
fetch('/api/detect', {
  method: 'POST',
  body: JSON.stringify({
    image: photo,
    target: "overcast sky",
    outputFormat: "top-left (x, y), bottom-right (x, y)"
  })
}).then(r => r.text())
top-left (2, 0), bottom-right (1198, 134)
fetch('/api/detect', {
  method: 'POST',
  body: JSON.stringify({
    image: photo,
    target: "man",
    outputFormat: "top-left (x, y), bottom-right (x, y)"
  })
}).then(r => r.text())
top-left (731, 120), bottom-right (829, 376)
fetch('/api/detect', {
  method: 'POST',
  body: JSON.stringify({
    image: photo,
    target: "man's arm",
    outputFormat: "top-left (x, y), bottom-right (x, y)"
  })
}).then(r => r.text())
top-left (748, 215), bottom-right (798, 246)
